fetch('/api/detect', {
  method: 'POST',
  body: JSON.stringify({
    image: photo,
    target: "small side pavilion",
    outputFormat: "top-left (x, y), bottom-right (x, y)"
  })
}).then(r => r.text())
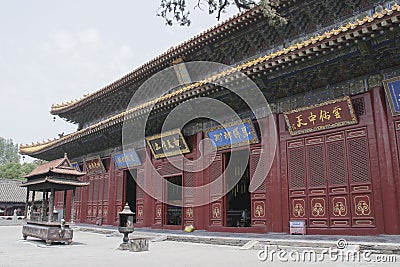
top-left (20, 153), bottom-right (88, 245)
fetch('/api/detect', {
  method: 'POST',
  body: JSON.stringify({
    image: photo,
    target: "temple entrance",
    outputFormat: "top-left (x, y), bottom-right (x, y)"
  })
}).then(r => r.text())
top-left (286, 128), bottom-right (376, 230)
top-left (125, 170), bottom-right (137, 223)
top-left (166, 176), bottom-right (182, 225)
top-left (225, 150), bottom-right (251, 227)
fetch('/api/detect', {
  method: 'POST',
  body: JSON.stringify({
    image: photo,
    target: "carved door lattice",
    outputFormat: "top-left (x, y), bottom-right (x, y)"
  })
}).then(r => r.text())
top-left (288, 146), bottom-right (306, 189)
top-left (154, 165), bottom-right (163, 225)
top-left (327, 141), bottom-right (347, 185)
top-left (348, 138), bottom-right (370, 184)
top-left (184, 163), bottom-right (195, 225)
top-left (308, 144), bottom-right (326, 187)
top-left (136, 168), bottom-right (145, 224)
top-left (208, 154), bottom-right (223, 226)
top-left (250, 149), bottom-right (266, 192)
top-left (115, 171), bottom-right (124, 223)
top-left (250, 148), bottom-right (267, 227)
top-left (287, 127), bottom-right (374, 229)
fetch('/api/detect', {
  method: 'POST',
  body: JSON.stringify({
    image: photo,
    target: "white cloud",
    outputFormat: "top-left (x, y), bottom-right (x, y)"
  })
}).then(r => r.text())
top-left (0, 0), bottom-right (238, 152)
top-left (79, 28), bottom-right (101, 49)
top-left (52, 31), bottom-right (78, 52)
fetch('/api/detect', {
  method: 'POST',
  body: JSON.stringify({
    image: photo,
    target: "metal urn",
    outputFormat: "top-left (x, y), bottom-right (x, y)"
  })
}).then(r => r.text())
top-left (118, 203), bottom-right (135, 250)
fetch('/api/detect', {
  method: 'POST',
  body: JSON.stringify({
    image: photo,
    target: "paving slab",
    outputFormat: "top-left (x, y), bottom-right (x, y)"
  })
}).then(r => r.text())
top-left (0, 225), bottom-right (399, 266)
top-left (74, 224), bottom-right (400, 254)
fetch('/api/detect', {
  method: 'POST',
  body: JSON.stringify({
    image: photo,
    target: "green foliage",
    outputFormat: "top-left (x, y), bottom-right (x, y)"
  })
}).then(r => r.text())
top-left (0, 137), bottom-right (41, 180)
top-left (0, 137), bottom-right (19, 165)
top-left (0, 161), bottom-right (41, 180)
top-left (0, 162), bottom-right (24, 180)
top-left (157, 0), bottom-right (287, 26)
top-left (21, 160), bottom-right (41, 176)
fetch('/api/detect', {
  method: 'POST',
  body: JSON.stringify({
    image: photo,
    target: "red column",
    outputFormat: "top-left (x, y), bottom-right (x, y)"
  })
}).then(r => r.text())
top-left (80, 164), bottom-right (89, 223)
top-left (269, 114), bottom-right (283, 232)
top-left (279, 114), bottom-right (290, 233)
top-left (143, 146), bottom-right (154, 227)
top-left (371, 87), bottom-right (400, 234)
top-left (108, 156), bottom-right (116, 225)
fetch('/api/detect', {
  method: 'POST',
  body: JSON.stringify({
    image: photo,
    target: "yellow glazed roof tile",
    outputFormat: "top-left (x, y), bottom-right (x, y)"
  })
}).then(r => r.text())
top-left (20, 6), bottom-right (400, 155)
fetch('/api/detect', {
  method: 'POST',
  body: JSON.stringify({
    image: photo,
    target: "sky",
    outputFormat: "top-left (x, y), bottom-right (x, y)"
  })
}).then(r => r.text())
top-left (0, 0), bottom-right (237, 160)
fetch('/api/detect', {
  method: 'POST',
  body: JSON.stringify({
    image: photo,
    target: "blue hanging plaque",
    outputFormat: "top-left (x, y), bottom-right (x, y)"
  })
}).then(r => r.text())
top-left (205, 118), bottom-right (259, 150)
top-left (384, 77), bottom-right (400, 116)
top-left (113, 148), bottom-right (141, 169)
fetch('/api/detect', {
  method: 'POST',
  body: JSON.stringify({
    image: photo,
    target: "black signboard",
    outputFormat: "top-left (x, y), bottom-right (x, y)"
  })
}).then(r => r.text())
top-left (146, 129), bottom-right (190, 159)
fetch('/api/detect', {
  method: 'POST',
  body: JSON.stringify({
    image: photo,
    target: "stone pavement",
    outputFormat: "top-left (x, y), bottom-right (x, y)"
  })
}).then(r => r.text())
top-left (1, 225), bottom-right (399, 267)
top-left (75, 223), bottom-right (400, 255)
top-left (0, 217), bottom-right (25, 226)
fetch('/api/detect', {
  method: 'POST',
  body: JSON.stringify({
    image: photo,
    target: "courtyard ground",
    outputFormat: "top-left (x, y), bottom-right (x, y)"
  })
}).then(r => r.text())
top-left (0, 225), bottom-right (399, 267)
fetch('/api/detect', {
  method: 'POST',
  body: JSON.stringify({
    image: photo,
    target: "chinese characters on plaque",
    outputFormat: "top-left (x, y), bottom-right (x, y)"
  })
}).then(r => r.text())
top-left (113, 148), bottom-right (141, 170)
top-left (146, 129), bottom-right (190, 159)
top-left (383, 76), bottom-right (400, 116)
top-left (205, 118), bottom-right (259, 149)
top-left (283, 96), bottom-right (357, 136)
top-left (84, 156), bottom-right (106, 174)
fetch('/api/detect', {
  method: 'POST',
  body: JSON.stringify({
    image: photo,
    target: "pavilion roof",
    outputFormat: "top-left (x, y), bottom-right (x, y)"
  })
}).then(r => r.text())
top-left (23, 153), bottom-right (86, 178)
top-left (20, 4), bottom-right (400, 157)
top-left (20, 177), bottom-right (89, 188)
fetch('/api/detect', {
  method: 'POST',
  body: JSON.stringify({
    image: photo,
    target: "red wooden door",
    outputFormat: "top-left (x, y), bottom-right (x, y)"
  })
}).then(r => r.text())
top-left (136, 167), bottom-right (145, 224)
top-left (250, 147), bottom-right (268, 227)
top-left (208, 154), bottom-right (223, 226)
top-left (160, 160), bottom-right (182, 226)
top-left (114, 170), bottom-right (125, 225)
top-left (287, 127), bottom-right (375, 229)
top-left (183, 162), bottom-right (195, 226)
top-left (87, 175), bottom-right (95, 223)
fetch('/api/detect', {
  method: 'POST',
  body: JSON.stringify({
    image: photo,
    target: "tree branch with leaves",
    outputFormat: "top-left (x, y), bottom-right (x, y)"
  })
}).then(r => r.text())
top-left (0, 137), bottom-right (19, 165)
top-left (157, 0), bottom-right (287, 26)
top-left (0, 137), bottom-right (41, 180)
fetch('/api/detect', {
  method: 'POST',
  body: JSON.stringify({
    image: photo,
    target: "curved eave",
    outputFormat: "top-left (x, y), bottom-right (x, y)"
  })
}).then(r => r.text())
top-left (20, 178), bottom-right (89, 187)
top-left (50, 7), bottom-right (267, 116)
top-left (21, 5), bottom-right (400, 157)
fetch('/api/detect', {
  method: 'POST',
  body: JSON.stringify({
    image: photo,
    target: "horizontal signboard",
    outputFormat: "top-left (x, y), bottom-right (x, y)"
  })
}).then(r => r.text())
top-left (383, 76), bottom-right (400, 116)
top-left (205, 118), bottom-right (259, 150)
top-left (146, 129), bottom-right (190, 159)
top-left (283, 96), bottom-right (357, 136)
top-left (84, 156), bottom-right (106, 174)
top-left (113, 148), bottom-right (141, 169)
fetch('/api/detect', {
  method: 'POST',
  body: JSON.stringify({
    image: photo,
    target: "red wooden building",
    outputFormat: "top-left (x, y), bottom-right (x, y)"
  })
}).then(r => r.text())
top-left (20, 0), bottom-right (400, 235)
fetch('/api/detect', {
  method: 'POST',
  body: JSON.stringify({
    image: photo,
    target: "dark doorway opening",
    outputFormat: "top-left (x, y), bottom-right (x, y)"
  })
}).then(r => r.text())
top-left (225, 150), bottom-right (251, 227)
top-left (125, 170), bottom-right (137, 222)
top-left (166, 176), bottom-right (182, 225)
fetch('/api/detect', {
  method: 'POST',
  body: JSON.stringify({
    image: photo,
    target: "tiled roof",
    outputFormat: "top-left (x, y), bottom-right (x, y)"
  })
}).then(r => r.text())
top-left (23, 153), bottom-right (86, 178)
top-left (50, 7), bottom-right (265, 114)
top-left (0, 180), bottom-right (27, 203)
top-left (24, 158), bottom-right (64, 177)
top-left (20, 4), bottom-right (400, 156)
top-left (20, 177), bottom-right (89, 187)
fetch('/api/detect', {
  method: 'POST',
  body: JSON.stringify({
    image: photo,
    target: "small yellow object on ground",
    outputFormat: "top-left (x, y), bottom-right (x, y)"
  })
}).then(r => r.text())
top-left (184, 225), bottom-right (195, 233)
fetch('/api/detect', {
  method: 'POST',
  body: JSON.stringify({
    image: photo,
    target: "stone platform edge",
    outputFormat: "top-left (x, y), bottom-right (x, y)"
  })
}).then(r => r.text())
top-left (72, 225), bottom-right (400, 255)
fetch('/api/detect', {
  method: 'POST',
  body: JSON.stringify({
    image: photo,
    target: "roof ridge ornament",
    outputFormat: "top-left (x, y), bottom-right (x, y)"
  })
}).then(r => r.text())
top-left (21, 7), bottom-right (400, 156)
